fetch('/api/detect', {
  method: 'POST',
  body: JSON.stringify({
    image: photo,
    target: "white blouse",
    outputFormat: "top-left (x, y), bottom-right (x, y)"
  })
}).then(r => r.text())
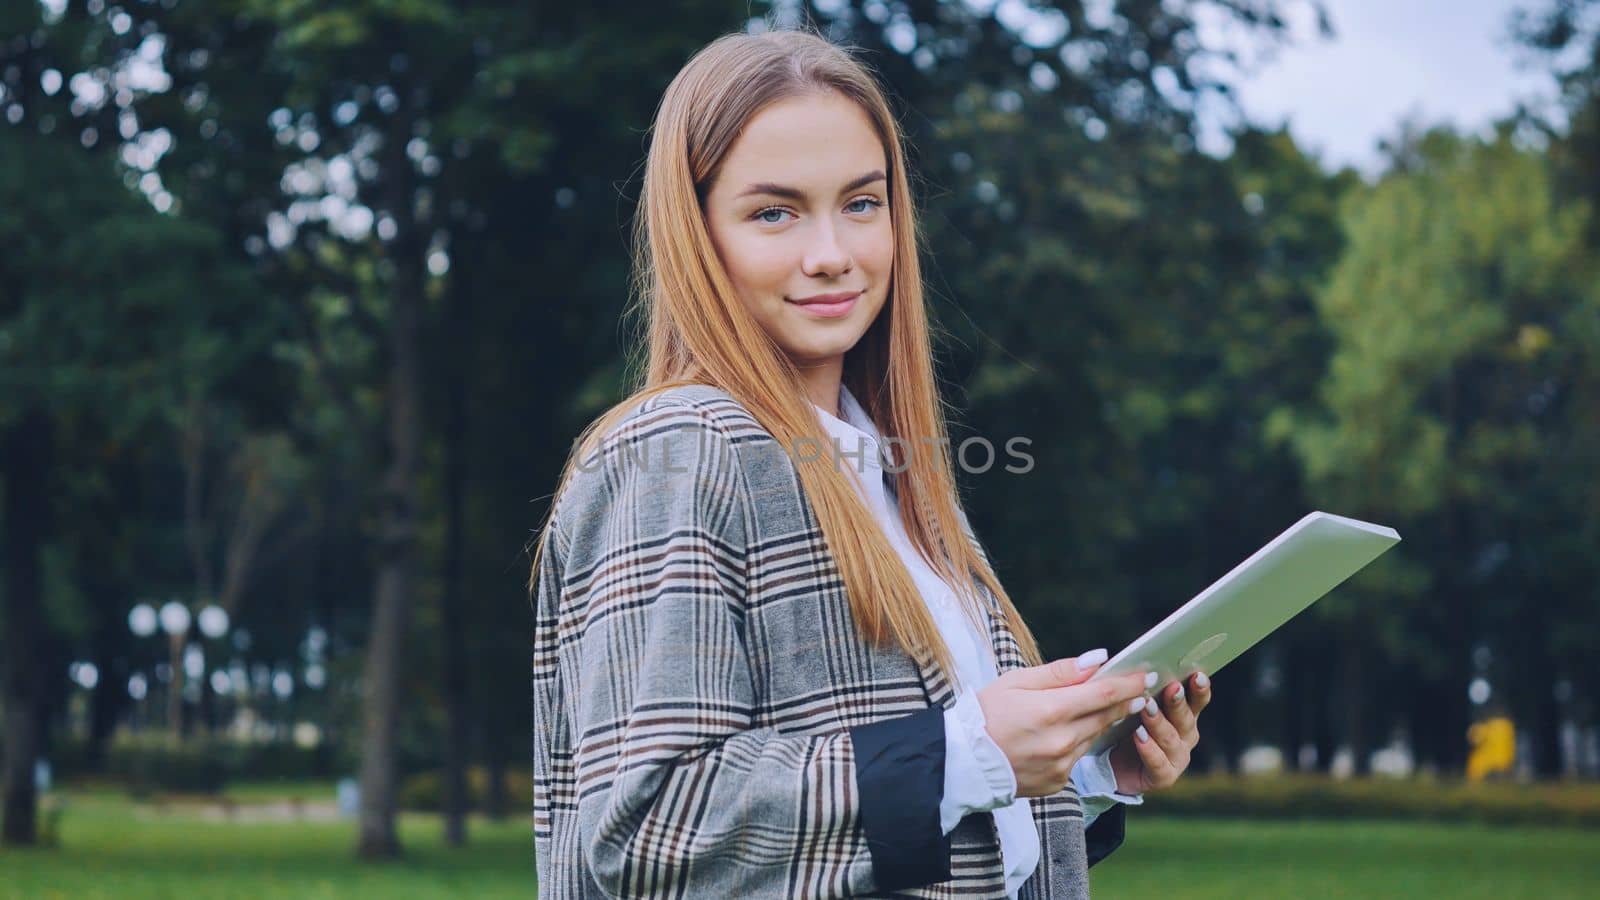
top-left (814, 383), bottom-right (1142, 898)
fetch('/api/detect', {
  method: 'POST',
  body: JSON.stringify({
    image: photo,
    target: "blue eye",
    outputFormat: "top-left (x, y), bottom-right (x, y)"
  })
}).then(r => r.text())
top-left (751, 197), bottom-right (884, 225)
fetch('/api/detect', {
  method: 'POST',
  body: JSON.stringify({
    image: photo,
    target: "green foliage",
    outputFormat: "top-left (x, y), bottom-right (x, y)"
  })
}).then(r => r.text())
top-left (90, 734), bottom-right (355, 794)
top-left (104, 737), bottom-right (232, 795)
top-left (396, 767), bottom-right (531, 813)
top-left (5, 1), bottom-right (1599, 825)
top-left (1277, 127), bottom-right (1595, 517)
top-left (0, 131), bottom-right (268, 436)
top-left (1258, 119), bottom-right (1600, 767)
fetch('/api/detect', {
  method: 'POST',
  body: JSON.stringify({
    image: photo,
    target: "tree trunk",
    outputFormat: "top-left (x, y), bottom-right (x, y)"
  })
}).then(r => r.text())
top-left (357, 560), bottom-right (416, 858)
top-left (1532, 675), bottom-right (1563, 777)
top-left (485, 748), bottom-right (508, 821)
top-left (1409, 667), bottom-right (1438, 770)
top-left (2, 410), bottom-right (52, 846)
top-left (81, 456), bottom-right (136, 767)
top-left (356, 94), bottom-right (425, 861)
top-left (1312, 702), bottom-right (1338, 775)
top-left (1279, 638), bottom-right (1307, 771)
top-left (167, 630), bottom-right (188, 739)
top-left (87, 617), bottom-right (128, 770)
top-left (441, 275), bottom-right (471, 848)
top-left (1342, 640), bottom-right (1371, 775)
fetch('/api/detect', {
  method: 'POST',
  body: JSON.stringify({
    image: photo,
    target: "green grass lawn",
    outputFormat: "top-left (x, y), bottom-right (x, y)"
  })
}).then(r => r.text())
top-left (2, 787), bottom-right (1596, 898)
top-left (1091, 817), bottom-right (1600, 899)
top-left (4, 790), bottom-right (536, 899)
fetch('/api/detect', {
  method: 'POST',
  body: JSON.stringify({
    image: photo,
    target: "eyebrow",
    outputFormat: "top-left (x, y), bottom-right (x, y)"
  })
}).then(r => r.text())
top-left (735, 170), bottom-right (886, 201)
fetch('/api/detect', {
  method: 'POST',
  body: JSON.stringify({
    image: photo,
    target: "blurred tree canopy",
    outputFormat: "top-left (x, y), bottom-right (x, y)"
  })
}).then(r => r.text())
top-left (2, 0), bottom-right (1596, 857)
top-left (1271, 124), bottom-right (1600, 771)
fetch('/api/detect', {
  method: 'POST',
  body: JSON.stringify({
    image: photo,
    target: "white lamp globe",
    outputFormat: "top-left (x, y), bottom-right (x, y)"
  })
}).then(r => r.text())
top-left (184, 644), bottom-right (205, 679)
top-left (128, 604), bottom-right (158, 637)
top-left (198, 605), bottom-right (230, 639)
top-left (158, 601), bottom-right (191, 637)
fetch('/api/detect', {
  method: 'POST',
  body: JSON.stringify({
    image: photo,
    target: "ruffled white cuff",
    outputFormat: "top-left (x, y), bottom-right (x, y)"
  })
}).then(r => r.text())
top-left (1072, 747), bottom-right (1144, 827)
top-left (938, 687), bottom-right (1018, 834)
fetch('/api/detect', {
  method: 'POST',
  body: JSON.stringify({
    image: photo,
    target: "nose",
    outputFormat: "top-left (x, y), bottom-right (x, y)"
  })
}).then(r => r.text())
top-left (801, 217), bottom-right (853, 277)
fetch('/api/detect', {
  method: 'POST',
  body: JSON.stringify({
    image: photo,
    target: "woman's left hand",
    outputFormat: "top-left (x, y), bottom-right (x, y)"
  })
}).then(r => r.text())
top-left (1108, 671), bottom-right (1211, 794)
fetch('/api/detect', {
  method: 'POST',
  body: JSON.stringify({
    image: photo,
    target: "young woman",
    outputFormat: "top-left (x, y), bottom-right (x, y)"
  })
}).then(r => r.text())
top-left (531, 27), bottom-right (1212, 899)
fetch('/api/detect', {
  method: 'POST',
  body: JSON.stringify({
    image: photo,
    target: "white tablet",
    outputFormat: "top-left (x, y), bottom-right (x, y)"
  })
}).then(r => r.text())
top-left (1085, 511), bottom-right (1401, 755)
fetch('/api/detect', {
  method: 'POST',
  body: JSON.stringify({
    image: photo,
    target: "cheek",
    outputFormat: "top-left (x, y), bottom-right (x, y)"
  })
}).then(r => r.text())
top-left (719, 231), bottom-right (791, 297)
top-left (862, 220), bottom-right (895, 274)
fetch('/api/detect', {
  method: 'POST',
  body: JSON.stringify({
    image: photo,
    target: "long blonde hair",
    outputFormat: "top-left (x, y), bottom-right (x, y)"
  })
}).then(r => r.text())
top-left (530, 26), bottom-right (1043, 686)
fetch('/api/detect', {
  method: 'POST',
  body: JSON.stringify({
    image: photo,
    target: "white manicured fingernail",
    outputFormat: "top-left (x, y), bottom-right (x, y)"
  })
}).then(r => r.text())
top-left (1128, 697), bottom-right (1146, 715)
top-left (1195, 672), bottom-right (1210, 689)
top-left (1136, 725), bottom-right (1150, 744)
top-left (1077, 648), bottom-right (1108, 668)
top-left (1144, 671), bottom-right (1158, 689)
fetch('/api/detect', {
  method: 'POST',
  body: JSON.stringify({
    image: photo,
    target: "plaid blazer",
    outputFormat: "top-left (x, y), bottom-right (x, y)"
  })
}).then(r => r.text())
top-left (533, 384), bottom-right (1125, 898)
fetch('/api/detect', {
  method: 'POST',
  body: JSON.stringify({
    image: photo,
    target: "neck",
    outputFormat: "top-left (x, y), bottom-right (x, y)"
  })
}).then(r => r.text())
top-left (794, 355), bottom-right (845, 418)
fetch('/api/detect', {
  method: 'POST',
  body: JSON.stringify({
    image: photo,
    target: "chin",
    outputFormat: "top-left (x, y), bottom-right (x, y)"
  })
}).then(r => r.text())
top-left (780, 333), bottom-right (863, 364)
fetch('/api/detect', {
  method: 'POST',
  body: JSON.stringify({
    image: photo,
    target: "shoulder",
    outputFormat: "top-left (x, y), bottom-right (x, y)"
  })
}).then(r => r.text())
top-left (590, 383), bottom-right (777, 466)
top-left (553, 385), bottom-right (761, 534)
top-left (626, 384), bottom-right (763, 439)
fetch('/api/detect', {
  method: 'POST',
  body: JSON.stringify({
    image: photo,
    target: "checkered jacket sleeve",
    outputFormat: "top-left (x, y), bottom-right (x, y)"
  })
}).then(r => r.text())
top-left (534, 398), bottom-right (951, 897)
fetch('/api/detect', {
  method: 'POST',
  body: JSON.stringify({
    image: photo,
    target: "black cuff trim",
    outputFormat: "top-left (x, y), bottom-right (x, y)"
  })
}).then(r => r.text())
top-left (849, 707), bottom-right (952, 890)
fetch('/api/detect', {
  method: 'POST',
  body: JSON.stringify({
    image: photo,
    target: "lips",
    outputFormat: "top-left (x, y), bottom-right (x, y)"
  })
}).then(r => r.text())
top-left (786, 290), bottom-right (861, 318)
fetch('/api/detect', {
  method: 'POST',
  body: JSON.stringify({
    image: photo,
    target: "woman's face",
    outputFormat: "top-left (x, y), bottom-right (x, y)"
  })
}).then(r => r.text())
top-left (702, 91), bottom-right (893, 372)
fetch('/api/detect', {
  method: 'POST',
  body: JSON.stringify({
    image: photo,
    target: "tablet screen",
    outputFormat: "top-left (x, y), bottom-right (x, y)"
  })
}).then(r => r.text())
top-left (1085, 511), bottom-right (1400, 755)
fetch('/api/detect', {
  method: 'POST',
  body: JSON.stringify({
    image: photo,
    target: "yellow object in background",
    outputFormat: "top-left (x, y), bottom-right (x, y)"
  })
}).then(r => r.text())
top-left (1467, 716), bottom-right (1516, 781)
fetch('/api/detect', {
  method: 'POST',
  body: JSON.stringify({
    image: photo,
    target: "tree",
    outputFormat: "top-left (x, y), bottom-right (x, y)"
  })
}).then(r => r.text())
top-left (1514, 0), bottom-right (1600, 247)
top-left (812, 0), bottom-right (1329, 767)
top-left (0, 122), bottom-right (265, 842)
top-left (1271, 124), bottom-right (1599, 772)
top-left (102, 0), bottom-right (760, 857)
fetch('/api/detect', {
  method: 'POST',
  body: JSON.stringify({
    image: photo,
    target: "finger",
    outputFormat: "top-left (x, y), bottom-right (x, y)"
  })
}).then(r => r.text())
top-left (1188, 671), bottom-right (1213, 715)
top-left (1063, 694), bottom-right (1150, 768)
top-left (1053, 671), bottom-right (1150, 724)
top-left (1007, 648), bottom-right (1109, 691)
top-left (1096, 693), bottom-right (1150, 735)
top-left (1159, 680), bottom-right (1198, 738)
top-left (1131, 720), bottom-right (1180, 787)
top-left (1140, 693), bottom-right (1190, 758)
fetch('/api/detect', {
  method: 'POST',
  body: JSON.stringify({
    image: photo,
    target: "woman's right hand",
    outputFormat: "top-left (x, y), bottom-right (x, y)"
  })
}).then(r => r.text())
top-left (975, 649), bottom-right (1153, 798)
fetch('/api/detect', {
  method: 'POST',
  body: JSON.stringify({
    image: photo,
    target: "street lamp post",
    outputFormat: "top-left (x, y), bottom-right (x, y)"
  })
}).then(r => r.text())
top-left (127, 603), bottom-right (158, 734)
top-left (195, 605), bottom-right (229, 735)
top-left (158, 600), bottom-right (191, 741)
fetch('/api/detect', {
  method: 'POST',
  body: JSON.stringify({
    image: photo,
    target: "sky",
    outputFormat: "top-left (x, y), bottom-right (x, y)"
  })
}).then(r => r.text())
top-left (1191, 0), bottom-right (1564, 178)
